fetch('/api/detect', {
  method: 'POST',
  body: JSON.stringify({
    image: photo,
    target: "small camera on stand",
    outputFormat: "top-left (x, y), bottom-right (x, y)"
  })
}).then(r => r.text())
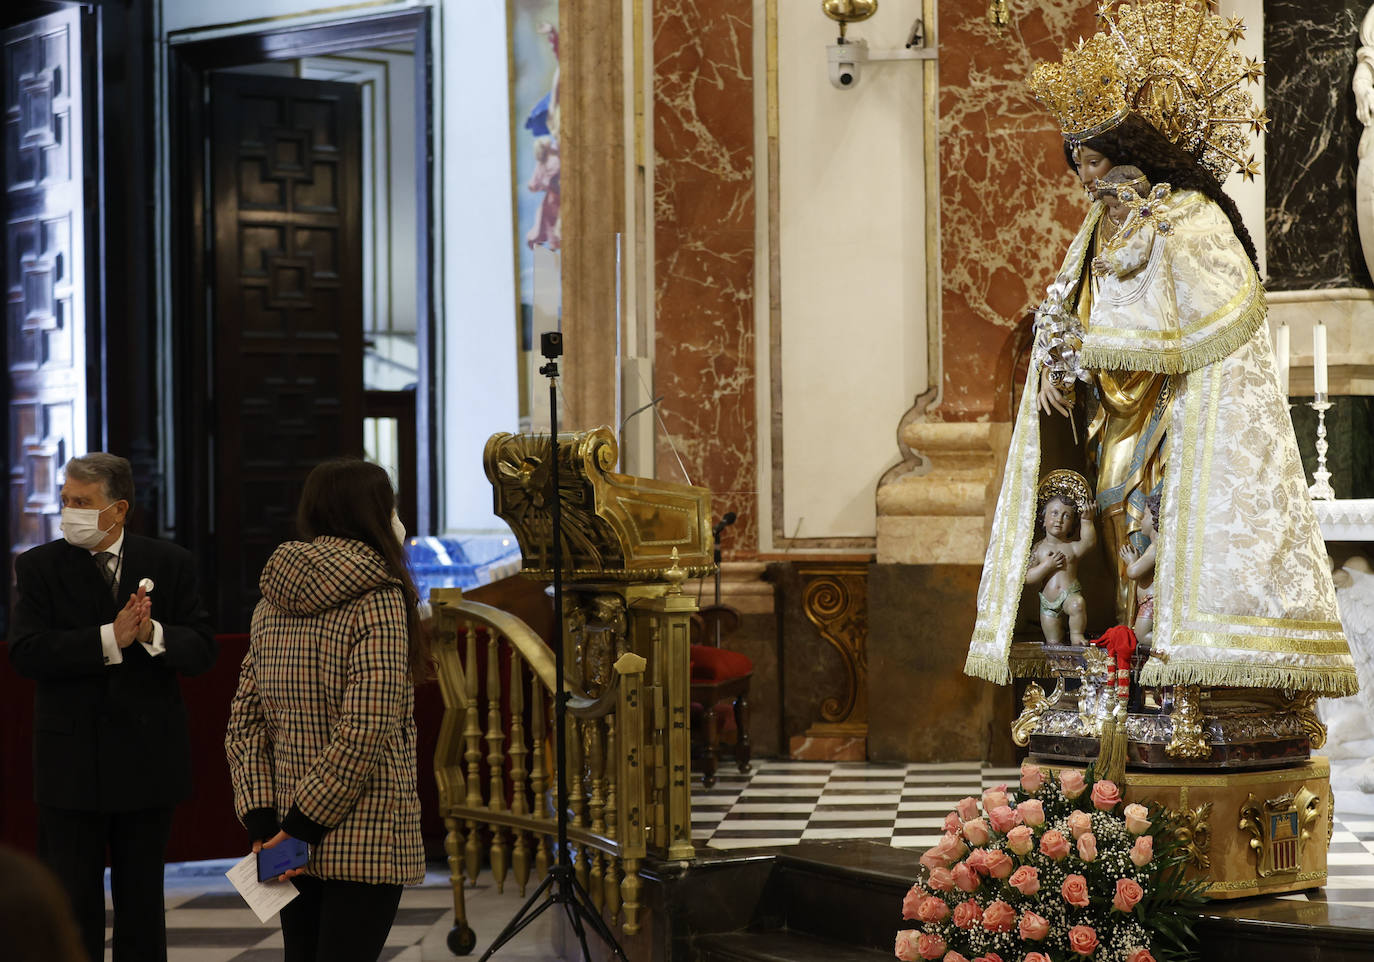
top-left (540, 331), bottom-right (563, 359)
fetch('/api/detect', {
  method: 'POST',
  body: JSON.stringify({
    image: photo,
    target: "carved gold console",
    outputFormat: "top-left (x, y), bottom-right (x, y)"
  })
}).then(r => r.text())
top-left (796, 565), bottom-right (869, 755)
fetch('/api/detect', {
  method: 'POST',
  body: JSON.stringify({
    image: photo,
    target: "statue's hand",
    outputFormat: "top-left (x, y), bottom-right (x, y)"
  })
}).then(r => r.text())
top-left (1120, 543), bottom-right (1138, 563)
top-left (1036, 369), bottom-right (1072, 418)
top-left (1051, 550), bottom-right (1068, 571)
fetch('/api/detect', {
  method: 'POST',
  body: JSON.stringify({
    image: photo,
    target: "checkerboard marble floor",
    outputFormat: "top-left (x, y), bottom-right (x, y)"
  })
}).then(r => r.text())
top-left (106, 760), bottom-right (1374, 959)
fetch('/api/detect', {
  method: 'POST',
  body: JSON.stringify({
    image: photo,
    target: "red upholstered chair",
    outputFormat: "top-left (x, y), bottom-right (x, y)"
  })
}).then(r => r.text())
top-left (690, 604), bottom-right (753, 788)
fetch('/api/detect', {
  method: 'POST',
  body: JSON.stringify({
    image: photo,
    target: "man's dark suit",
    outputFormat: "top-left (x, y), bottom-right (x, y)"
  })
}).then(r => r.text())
top-left (9, 533), bottom-right (217, 962)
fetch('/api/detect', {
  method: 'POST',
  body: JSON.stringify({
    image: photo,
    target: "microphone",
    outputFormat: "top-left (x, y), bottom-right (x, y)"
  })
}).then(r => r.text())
top-left (712, 511), bottom-right (737, 539)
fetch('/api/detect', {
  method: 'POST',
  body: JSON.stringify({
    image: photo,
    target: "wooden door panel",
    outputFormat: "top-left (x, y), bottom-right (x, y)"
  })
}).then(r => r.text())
top-left (211, 73), bottom-right (362, 631)
top-left (5, 8), bottom-right (88, 578)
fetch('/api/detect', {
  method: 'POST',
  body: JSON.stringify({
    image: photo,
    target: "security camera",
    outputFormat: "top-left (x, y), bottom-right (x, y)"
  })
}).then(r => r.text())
top-left (827, 39), bottom-right (868, 90)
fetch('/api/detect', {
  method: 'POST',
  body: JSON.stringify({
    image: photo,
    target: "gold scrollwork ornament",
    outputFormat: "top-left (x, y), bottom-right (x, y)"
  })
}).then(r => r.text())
top-left (1165, 685), bottom-right (1210, 759)
top-left (1011, 682), bottom-right (1051, 747)
top-left (1169, 801), bottom-right (1213, 871)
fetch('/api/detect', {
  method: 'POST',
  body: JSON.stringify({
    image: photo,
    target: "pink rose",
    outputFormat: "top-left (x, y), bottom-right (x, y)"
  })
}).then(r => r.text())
top-left (1130, 835), bottom-right (1154, 867)
top-left (1060, 769), bottom-right (1086, 799)
top-left (953, 899), bottom-right (983, 929)
top-left (1019, 910), bottom-right (1050, 941)
top-left (1068, 925), bottom-right (1099, 956)
top-left (1113, 877), bottom-right (1145, 912)
top-left (944, 811), bottom-right (964, 835)
top-left (1127, 950), bottom-right (1157, 962)
top-left (976, 955), bottom-right (1004, 962)
top-left (928, 866), bottom-right (955, 891)
top-left (1008, 865), bottom-right (1040, 896)
top-left (1091, 779), bottom-right (1122, 811)
top-left (916, 895), bottom-right (951, 923)
top-left (921, 834), bottom-right (967, 870)
top-left (988, 805), bottom-right (1020, 834)
top-left (895, 931), bottom-right (921, 962)
top-left (956, 796), bottom-right (981, 821)
top-left (983, 850), bottom-right (1014, 879)
top-left (917, 932), bottom-right (947, 960)
top-left (1124, 803), bottom-right (1151, 835)
top-left (1016, 799), bottom-right (1045, 827)
top-left (1039, 829), bottom-right (1071, 860)
top-left (943, 953), bottom-right (970, 962)
top-left (1023, 955), bottom-right (1051, 962)
top-left (901, 884), bottom-right (925, 920)
top-left (1077, 832), bottom-right (1097, 862)
top-left (964, 848), bottom-right (990, 876)
top-left (952, 862), bottom-right (981, 893)
top-left (1006, 825), bottom-right (1035, 856)
top-left (981, 899), bottom-right (1016, 933)
top-left (1020, 761), bottom-right (1045, 793)
top-left (982, 786), bottom-right (1010, 812)
top-left (1061, 873), bottom-right (1090, 907)
top-left (963, 817), bottom-right (991, 846)
top-left (1066, 810), bottom-right (1093, 839)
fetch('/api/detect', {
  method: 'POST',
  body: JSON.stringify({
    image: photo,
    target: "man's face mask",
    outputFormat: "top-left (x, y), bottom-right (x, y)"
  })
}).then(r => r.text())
top-left (61, 503), bottom-right (119, 550)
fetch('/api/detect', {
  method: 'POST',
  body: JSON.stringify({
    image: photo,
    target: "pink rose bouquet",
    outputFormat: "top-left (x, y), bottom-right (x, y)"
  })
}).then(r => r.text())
top-left (895, 765), bottom-right (1206, 962)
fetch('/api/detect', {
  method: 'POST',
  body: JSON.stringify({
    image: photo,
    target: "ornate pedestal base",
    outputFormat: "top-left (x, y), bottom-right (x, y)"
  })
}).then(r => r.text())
top-left (1038, 756), bottom-right (1333, 900)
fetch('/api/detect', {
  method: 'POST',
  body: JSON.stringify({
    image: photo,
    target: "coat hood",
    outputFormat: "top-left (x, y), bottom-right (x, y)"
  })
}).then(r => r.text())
top-left (259, 536), bottom-right (400, 616)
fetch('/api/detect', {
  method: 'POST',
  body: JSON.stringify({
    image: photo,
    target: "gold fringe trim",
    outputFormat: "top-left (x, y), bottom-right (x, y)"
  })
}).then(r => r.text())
top-left (1138, 659), bottom-right (1359, 698)
top-left (1079, 292), bottom-right (1266, 375)
top-left (963, 651), bottom-right (1012, 686)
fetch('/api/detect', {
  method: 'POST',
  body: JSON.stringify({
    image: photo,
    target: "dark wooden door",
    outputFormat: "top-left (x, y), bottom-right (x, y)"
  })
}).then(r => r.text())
top-left (4, 8), bottom-right (91, 591)
top-left (210, 73), bottom-right (363, 631)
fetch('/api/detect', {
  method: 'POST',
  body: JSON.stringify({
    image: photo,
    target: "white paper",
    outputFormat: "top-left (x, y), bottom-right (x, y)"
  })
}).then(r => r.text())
top-left (225, 852), bottom-right (300, 923)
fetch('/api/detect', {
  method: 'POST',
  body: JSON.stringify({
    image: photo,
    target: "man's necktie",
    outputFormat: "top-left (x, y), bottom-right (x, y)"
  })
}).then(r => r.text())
top-left (96, 551), bottom-right (118, 600)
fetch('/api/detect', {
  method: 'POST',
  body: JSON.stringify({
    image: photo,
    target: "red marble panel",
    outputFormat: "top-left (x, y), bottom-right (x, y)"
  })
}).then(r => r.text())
top-left (654, 0), bottom-right (757, 558)
top-left (937, 1), bottom-right (1100, 421)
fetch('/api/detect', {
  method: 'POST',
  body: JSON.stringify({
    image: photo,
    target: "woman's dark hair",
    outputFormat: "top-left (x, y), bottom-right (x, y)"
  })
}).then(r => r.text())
top-left (296, 458), bottom-right (433, 680)
top-left (0, 845), bottom-right (87, 962)
top-left (1063, 113), bottom-right (1259, 270)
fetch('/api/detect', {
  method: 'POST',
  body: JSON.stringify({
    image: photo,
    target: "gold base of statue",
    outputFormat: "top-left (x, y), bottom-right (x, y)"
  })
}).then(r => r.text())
top-left (1032, 757), bottom-right (1333, 900)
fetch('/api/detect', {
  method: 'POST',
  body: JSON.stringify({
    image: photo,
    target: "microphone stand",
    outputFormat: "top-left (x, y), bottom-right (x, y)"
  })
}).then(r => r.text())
top-left (480, 337), bottom-right (627, 961)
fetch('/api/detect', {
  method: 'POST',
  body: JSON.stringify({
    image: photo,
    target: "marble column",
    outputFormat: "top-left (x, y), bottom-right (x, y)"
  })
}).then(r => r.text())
top-left (1265, 0), bottom-right (1373, 290)
top-left (653, 0), bottom-right (757, 556)
top-left (560, 0), bottom-right (626, 431)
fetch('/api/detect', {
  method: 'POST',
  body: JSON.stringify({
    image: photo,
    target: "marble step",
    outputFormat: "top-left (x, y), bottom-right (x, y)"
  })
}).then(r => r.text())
top-left (693, 930), bottom-right (895, 962)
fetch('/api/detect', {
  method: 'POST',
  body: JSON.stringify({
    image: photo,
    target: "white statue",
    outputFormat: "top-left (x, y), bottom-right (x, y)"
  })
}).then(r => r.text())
top-left (1354, 6), bottom-right (1374, 280)
top-left (1323, 556), bottom-right (1374, 795)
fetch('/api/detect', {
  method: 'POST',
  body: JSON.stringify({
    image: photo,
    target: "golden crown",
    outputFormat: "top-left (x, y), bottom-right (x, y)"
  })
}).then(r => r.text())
top-left (1029, 33), bottom-right (1129, 141)
top-left (1032, 1), bottom-right (1268, 182)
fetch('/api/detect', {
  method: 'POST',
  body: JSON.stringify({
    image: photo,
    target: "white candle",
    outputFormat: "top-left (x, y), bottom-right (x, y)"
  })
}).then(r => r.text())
top-left (1275, 323), bottom-right (1290, 397)
top-left (1313, 322), bottom-right (1329, 396)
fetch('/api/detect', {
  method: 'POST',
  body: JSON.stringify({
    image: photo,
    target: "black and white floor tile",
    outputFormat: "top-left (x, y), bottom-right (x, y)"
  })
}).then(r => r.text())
top-left (107, 761), bottom-right (1374, 959)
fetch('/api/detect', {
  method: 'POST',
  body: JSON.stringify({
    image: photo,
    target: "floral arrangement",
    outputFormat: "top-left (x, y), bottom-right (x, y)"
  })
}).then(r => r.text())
top-left (895, 763), bottom-right (1205, 962)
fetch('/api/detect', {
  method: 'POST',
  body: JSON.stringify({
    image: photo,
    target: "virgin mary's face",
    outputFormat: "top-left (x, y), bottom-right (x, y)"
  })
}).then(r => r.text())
top-left (1072, 147), bottom-right (1114, 188)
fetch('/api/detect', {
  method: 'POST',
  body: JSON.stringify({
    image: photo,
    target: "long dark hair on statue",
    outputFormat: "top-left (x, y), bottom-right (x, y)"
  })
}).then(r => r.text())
top-left (1063, 113), bottom-right (1260, 270)
top-left (296, 458), bottom-right (433, 681)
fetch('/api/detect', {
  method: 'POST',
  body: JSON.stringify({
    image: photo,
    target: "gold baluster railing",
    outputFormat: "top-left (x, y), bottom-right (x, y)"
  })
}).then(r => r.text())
top-left (428, 587), bottom-right (677, 946)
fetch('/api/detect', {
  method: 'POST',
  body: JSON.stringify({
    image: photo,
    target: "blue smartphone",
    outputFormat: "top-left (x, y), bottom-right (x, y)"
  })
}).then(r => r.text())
top-left (256, 837), bottom-right (309, 882)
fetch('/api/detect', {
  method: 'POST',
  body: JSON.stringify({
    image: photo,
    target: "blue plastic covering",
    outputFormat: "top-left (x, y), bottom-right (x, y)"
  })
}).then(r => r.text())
top-left (405, 534), bottom-right (524, 598)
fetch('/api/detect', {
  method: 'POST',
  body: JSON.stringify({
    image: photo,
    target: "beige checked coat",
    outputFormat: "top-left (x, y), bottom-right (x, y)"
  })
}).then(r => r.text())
top-left (225, 536), bottom-right (424, 884)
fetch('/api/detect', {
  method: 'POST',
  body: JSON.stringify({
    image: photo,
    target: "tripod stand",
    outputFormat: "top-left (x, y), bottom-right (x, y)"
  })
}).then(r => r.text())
top-left (479, 331), bottom-right (628, 962)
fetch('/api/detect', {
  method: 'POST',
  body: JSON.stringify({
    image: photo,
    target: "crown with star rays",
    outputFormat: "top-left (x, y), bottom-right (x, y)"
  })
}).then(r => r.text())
top-left (1031, 1), bottom-right (1268, 182)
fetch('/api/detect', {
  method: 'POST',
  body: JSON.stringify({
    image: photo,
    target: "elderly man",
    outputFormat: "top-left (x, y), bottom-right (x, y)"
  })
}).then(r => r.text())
top-left (9, 453), bottom-right (216, 962)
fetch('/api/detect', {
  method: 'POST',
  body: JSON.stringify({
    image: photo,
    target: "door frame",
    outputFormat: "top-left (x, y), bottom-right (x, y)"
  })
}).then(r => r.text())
top-left (166, 11), bottom-right (436, 605)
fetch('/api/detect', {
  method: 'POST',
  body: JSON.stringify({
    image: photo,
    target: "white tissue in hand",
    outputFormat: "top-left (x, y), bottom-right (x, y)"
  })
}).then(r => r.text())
top-left (139, 578), bottom-right (155, 593)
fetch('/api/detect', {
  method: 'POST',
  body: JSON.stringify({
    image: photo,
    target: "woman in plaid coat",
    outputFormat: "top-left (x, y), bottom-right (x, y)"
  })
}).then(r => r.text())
top-left (226, 460), bottom-right (431, 962)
